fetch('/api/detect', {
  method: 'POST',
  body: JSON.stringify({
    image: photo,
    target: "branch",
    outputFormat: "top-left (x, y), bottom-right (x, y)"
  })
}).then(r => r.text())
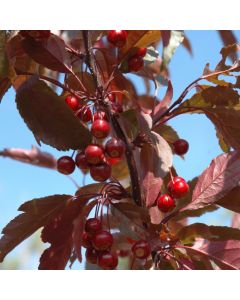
top-left (15, 70), bottom-right (85, 101)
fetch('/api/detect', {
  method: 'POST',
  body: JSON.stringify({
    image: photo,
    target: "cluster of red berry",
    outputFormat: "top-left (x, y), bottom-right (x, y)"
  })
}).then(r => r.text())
top-left (107, 30), bottom-right (146, 72)
top-left (57, 93), bottom-right (125, 182)
top-left (82, 218), bottom-right (118, 269)
top-left (20, 30), bottom-right (51, 40)
top-left (157, 139), bottom-right (189, 213)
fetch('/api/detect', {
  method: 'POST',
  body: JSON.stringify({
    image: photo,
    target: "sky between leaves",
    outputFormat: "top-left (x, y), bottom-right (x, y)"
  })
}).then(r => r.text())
top-left (0, 30), bottom-right (239, 269)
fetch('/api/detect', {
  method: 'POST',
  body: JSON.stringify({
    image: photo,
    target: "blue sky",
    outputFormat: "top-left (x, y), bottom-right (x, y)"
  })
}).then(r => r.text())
top-left (0, 30), bottom-right (239, 269)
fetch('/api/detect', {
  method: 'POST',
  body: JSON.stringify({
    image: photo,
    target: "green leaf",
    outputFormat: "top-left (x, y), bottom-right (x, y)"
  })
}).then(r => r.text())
top-left (0, 31), bottom-right (9, 79)
top-left (177, 223), bottom-right (240, 245)
top-left (0, 194), bottom-right (72, 262)
top-left (162, 30), bottom-right (184, 68)
top-left (153, 124), bottom-right (179, 144)
top-left (16, 76), bottom-right (92, 150)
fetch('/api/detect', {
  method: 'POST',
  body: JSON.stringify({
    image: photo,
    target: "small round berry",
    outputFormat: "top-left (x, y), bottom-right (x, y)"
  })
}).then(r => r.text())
top-left (57, 156), bottom-right (75, 175)
top-left (93, 111), bottom-right (108, 122)
top-left (82, 231), bottom-right (92, 248)
top-left (85, 218), bottom-right (102, 236)
top-left (105, 138), bottom-right (125, 158)
top-left (107, 30), bottom-right (128, 47)
top-left (136, 47), bottom-right (147, 57)
top-left (65, 95), bottom-right (79, 111)
top-left (78, 106), bottom-right (92, 123)
top-left (98, 251), bottom-right (118, 270)
top-left (85, 145), bottom-right (104, 165)
top-left (157, 194), bottom-right (175, 213)
top-left (106, 156), bottom-right (121, 166)
top-left (167, 177), bottom-right (189, 198)
top-left (75, 151), bottom-right (89, 170)
top-left (85, 247), bottom-right (99, 264)
top-left (91, 120), bottom-right (110, 139)
top-left (92, 230), bottom-right (113, 251)
top-left (128, 55), bottom-right (144, 72)
top-left (90, 163), bottom-right (112, 182)
top-left (132, 240), bottom-right (151, 259)
top-left (173, 139), bottom-right (189, 156)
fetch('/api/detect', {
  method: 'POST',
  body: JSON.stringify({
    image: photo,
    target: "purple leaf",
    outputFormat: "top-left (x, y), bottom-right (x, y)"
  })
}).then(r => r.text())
top-left (182, 151), bottom-right (240, 211)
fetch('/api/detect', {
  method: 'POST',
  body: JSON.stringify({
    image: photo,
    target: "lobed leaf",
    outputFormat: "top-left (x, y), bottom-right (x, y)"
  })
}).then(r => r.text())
top-left (182, 151), bottom-right (240, 211)
top-left (0, 194), bottom-right (72, 262)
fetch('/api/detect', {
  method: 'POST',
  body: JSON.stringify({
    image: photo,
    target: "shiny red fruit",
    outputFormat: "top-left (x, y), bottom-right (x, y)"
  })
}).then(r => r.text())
top-left (92, 230), bottom-right (113, 251)
top-left (167, 176), bottom-right (189, 198)
top-left (85, 218), bottom-right (102, 236)
top-left (173, 139), bottom-right (189, 155)
top-left (93, 111), bottom-right (108, 121)
top-left (78, 106), bottom-right (92, 123)
top-left (107, 30), bottom-right (128, 47)
top-left (85, 247), bottom-right (99, 264)
top-left (105, 138), bottom-right (125, 158)
top-left (85, 145), bottom-right (104, 165)
top-left (57, 156), bottom-right (75, 175)
top-left (91, 120), bottom-right (110, 139)
top-left (98, 251), bottom-right (118, 270)
top-left (128, 55), bottom-right (144, 72)
top-left (82, 231), bottom-right (92, 248)
top-left (132, 240), bottom-right (151, 259)
top-left (157, 194), bottom-right (175, 213)
top-left (65, 95), bottom-right (79, 111)
top-left (136, 47), bottom-right (147, 57)
top-left (75, 151), bottom-right (89, 170)
top-left (106, 156), bottom-right (121, 166)
top-left (90, 163), bottom-right (112, 182)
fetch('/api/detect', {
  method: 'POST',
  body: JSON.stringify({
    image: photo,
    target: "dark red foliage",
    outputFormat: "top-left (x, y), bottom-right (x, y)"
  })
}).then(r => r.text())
top-left (57, 156), bottom-right (75, 175)
top-left (20, 30), bottom-right (51, 40)
top-left (98, 251), bottom-right (118, 270)
top-left (92, 230), bottom-right (113, 251)
top-left (90, 163), bottom-right (112, 182)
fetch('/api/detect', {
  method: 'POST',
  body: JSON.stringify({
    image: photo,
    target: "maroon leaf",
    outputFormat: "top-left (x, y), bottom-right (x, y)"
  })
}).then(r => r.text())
top-left (0, 77), bottom-right (11, 102)
top-left (218, 31), bottom-right (238, 62)
top-left (72, 200), bottom-right (98, 262)
top-left (217, 186), bottom-right (240, 213)
top-left (140, 132), bottom-right (172, 207)
top-left (161, 31), bottom-right (171, 47)
top-left (39, 239), bottom-right (72, 270)
top-left (152, 80), bottom-right (173, 122)
top-left (149, 206), bottom-right (163, 225)
top-left (0, 146), bottom-right (57, 169)
top-left (177, 223), bottom-right (240, 244)
top-left (179, 244), bottom-right (238, 270)
top-left (21, 35), bottom-right (71, 73)
top-left (0, 194), bottom-right (72, 262)
top-left (16, 76), bottom-right (92, 150)
top-left (182, 151), bottom-right (240, 211)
